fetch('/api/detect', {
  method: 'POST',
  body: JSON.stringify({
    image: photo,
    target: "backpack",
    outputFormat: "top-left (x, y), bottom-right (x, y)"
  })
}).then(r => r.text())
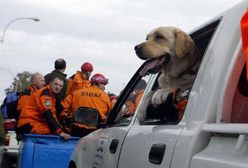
top-left (0, 92), bottom-right (19, 119)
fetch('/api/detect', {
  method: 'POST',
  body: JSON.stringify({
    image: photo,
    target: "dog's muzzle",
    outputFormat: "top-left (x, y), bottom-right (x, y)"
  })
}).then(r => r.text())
top-left (134, 43), bottom-right (147, 60)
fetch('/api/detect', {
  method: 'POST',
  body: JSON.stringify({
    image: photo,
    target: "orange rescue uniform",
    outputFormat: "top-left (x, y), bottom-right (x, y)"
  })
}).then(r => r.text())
top-left (125, 90), bottom-right (144, 115)
top-left (172, 88), bottom-right (189, 120)
top-left (17, 85), bottom-right (37, 114)
top-left (62, 84), bottom-right (112, 129)
top-left (17, 85), bottom-right (63, 134)
top-left (66, 71), bottom-right (90, 96)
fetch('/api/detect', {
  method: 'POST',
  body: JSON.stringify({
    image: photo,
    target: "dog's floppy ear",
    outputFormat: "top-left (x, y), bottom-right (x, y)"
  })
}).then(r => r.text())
top-left (175, 30), bottom-right (195, 58)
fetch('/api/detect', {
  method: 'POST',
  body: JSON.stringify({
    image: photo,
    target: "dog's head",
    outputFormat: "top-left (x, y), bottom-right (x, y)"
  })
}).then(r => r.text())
top-left (135, 26), bottom-right (198, 78)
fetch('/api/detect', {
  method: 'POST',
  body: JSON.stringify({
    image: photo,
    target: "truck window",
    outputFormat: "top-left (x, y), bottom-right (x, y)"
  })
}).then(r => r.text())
top-left (114, 74), bottom-right (152, 125)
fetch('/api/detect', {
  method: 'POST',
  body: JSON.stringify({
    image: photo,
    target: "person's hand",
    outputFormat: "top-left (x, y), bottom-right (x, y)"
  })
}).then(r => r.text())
top-left (59, 131), bottom-right (71, 140)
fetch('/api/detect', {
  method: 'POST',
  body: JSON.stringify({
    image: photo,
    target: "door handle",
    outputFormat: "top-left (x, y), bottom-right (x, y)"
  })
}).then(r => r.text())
top-left (109, 139), bottom-right (119, 153)
top-left (149, 143), bottom-right (166, 164)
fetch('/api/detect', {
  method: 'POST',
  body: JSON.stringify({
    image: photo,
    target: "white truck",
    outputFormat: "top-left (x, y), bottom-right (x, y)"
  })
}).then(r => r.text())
top-left (68, 0), bottom-right (248, 167)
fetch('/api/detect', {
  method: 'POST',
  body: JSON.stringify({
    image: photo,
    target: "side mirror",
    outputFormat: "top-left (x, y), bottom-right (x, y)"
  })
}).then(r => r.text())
top-left (74, 107), bottom-right (100, 127)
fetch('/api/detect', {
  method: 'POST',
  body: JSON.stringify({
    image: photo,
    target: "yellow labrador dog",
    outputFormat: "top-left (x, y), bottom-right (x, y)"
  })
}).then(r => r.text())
top-left (135, 26), bottom-right (200, 106)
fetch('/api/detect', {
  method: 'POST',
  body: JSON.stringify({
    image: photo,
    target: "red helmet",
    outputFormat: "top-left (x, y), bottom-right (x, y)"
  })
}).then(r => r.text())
top-left (81, 62), bottom-right (93, 72)
top-left (90, 73), bottom-right (108, 85)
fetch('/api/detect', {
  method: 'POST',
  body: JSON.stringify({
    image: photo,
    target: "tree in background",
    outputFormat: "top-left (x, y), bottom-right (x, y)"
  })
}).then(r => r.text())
top-left (4, 71), bottom-right (32, 94)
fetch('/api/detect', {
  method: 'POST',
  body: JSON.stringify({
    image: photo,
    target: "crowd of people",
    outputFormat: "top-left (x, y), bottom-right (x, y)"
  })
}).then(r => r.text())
top-left (8, 58), bottom-right (115, 140)
top-left (0, 58), bottom-right (149, 141)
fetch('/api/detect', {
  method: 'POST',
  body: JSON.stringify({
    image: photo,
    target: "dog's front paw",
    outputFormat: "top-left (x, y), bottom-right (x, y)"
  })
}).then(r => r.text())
top-left (151, 89), bottom-right (169, 106)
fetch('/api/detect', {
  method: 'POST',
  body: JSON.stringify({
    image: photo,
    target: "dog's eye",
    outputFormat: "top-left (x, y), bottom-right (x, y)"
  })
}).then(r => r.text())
top-left (155, 34), bottom-right (164, 40)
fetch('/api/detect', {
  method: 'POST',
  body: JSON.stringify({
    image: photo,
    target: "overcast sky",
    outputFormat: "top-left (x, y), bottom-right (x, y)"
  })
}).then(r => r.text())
top-left (0, 0), bottom-right (243, 101)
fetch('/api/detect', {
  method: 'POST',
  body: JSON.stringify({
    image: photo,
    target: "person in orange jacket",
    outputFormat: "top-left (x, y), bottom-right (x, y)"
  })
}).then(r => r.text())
top-left (17, 76), bottom-right (71, 140)
top-left (171, 88), bottom-right (189, 120)
top-left (122, 79), bottom-right (147, 117)
top-left (17, 72), bottom-right (46, 116)
top-left (108, 93), bottom-right (118, 107)
top-left (61, 73), bottom-right (111, 137)
top-left (66, 62), bottom-right (93, 96)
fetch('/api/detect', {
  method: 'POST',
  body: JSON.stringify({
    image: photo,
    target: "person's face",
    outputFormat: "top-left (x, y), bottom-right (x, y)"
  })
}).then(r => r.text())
top-left (82, 71), bottom-right (91, 80)
top-left (111, 98), bottom-right (117, 105)
top-left (98, 83), bottom-right (106, 91)
top-left (33, 74), bottom-right (46, 89)
top-left (50, 78), bottom-right (63, 93)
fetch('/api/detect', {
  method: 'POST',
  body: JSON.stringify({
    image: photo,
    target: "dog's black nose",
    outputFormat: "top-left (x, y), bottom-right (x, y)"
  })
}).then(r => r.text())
top-left (134, 44), bottom-right (141, 51)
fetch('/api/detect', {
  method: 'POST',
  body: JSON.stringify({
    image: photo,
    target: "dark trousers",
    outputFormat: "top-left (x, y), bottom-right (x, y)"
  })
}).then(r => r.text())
top-left (15, 124), bottom-right (32, 141)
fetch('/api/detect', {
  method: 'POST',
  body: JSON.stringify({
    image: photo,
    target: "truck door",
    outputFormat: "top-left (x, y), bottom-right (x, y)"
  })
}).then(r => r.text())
top-left (115, 77), bottom-right (184, 167)
top-left (117, 113), bottom-right (183, 167)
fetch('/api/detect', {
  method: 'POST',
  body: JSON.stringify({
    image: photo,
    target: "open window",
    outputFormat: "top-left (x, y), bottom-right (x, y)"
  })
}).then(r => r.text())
top-left (107, 58), bottom-right (162, 126)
